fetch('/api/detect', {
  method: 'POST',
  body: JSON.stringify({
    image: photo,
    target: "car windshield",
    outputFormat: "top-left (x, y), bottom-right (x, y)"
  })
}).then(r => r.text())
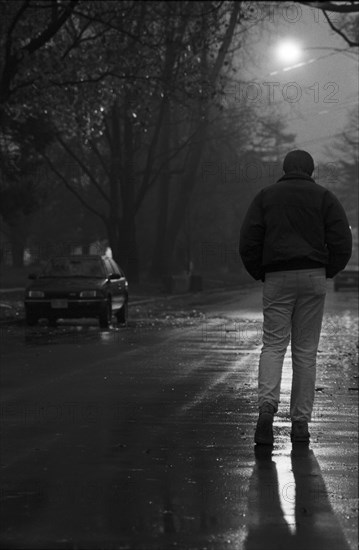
top-left (41, 258), bottom-right (105, 278)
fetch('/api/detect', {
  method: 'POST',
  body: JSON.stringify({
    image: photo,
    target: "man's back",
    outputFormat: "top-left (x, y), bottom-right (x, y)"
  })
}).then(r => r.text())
top-left (260, 175), bottom-right (333, 270)
top-left (240, 169), bottom-right (352, 280)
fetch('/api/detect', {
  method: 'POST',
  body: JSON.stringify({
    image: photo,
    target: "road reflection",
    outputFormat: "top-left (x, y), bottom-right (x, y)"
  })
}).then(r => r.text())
top-left (18, 323), bottom-right (141, 348)
top-left (244, 445), bottom-right (352, 550)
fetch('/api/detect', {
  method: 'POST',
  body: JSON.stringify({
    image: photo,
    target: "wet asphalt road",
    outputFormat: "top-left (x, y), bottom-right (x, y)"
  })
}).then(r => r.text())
top-left (0, 284), bottom-right (358, 550)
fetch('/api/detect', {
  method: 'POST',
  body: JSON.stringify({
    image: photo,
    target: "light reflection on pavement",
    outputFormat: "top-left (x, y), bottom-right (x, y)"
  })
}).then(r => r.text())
top-left (0, 284), bottom-right (357, 549)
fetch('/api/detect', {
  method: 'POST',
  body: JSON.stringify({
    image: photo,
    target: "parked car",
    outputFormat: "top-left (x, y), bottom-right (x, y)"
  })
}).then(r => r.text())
top-left (24, 255), bottom-right (128, 328)
top-left (333, 266), bottom-right (358, 292)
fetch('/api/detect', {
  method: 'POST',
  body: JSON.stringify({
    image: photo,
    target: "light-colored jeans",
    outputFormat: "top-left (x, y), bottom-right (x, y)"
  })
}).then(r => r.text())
top-left (258, 268), bottom-right (326, 422)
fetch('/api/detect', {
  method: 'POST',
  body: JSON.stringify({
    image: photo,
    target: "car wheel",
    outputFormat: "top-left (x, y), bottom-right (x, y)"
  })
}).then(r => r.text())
top-left (26, 311), bottom-right (38, 326)
top-left (99, 299), bottom-right (112, 328)
top-left (116, 301), bottom-right (128, 325)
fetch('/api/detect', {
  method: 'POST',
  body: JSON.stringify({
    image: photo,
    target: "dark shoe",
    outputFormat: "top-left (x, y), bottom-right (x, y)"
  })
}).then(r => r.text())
top-left (254, 403), bottom-right (275, 445)
top-left (291, 420), bottom-right (310, 443)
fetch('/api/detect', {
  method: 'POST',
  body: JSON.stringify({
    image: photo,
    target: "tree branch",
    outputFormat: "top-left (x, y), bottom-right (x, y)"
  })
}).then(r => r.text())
top-left (210, 2), bottom-right (242, 84)
top-left (1, 0), bottom-right (79, 102)
top-left (5, 0), bottom-right (29, 52)
top-left (89, 139), bottom-right (110, 179)
top-left (134, 128), bottom-right (194, 213)
top-left (61, 19), bottom-right (94, 60)
top-left (300, 2), bottom-right (359, 13)
top-left (42, 152), bottom-right (107, 224)
top-left (56, 135), bottom-right (110, 204)
top-left (71, 8), bottom-right (154, 50)
top-left (1, 1), bottom-right (30, 102)
top-left (25, 0), bottom-right (79, 55)
top-left (322, 10), bottom-right (359, 47)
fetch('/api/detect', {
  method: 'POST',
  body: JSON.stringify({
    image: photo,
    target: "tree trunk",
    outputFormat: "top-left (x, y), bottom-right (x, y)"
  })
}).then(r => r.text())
top-left (11, 240), bottom-right (25, 267)
top-left (164, 116), bottom-right (208, 272)
top-left (8, 215), bottom-right (27, 267)
top-left (120, 94), bottom-right (139, 282)
top-left (99, 101), bottom-right (139, 281)
top-left (106, 221), bottom-right (118, 262)
top-left (151, 97), bottom-right (171, 278)
top-left (149, 13), bottom-right (182, 279)
top-left (155, 1), bottom-right (241, 271)
top-left (107, 102), bottom-right (122, 263)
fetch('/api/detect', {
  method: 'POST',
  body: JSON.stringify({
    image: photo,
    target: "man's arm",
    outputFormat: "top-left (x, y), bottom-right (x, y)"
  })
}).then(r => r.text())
top-left (323, 190), bottom-right (352, 278)
top-left (239, 192), bottom-right (265, 281)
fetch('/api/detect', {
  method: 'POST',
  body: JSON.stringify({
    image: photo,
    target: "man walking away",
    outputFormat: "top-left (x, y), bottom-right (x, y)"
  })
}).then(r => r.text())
top-left (239, 150), bottom-right (352, 445)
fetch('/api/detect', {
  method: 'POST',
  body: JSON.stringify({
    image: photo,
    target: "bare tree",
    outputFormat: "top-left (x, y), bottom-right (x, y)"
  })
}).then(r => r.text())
top-left (299, 1), bottom-right (359, 47)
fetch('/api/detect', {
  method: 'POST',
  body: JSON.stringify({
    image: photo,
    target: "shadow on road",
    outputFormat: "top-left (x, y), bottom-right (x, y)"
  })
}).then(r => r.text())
top-left (244, 444), bottom-right (352, 550)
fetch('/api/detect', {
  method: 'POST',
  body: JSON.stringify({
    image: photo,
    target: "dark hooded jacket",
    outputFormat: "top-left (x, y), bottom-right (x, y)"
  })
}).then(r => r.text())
top-left (239, 151), bottom-right (352, 281)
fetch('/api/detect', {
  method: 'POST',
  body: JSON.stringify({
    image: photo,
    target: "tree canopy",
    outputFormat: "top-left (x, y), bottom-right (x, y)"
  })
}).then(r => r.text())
top-left (1, 1), bottom-right (355, 277)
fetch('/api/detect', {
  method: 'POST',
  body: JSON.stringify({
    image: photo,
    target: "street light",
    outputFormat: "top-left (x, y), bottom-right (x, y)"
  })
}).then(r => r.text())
top-left (275, 40), bottom-right (302, 64)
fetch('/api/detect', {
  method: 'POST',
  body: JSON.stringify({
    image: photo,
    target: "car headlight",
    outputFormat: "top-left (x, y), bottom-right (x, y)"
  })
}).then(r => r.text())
top-left (80, 290), bottom-right (101, 298)
top-left (27, 290), bottom-right (45, 298)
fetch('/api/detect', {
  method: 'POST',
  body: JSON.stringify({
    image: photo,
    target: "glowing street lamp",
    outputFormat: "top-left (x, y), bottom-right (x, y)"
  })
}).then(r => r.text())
top-left (275, 40), bottom-right (302, 64)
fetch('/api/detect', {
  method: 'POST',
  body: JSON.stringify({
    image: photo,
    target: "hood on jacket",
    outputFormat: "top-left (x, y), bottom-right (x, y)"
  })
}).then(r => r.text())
top-left (283, 150), bottom-right (314, 176)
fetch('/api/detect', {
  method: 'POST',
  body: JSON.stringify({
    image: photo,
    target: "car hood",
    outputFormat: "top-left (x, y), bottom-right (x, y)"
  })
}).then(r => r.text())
top-left (26, 277), bottom-right (106, 291)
